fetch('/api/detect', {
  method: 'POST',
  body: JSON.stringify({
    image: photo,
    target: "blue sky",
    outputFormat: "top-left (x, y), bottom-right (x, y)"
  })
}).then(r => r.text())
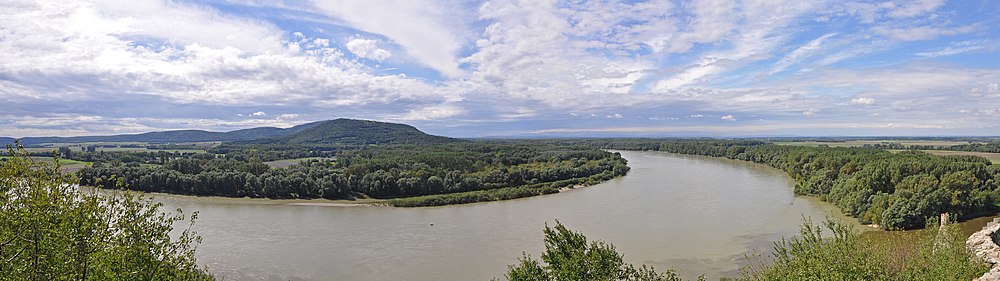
top-left (1, 0), bottom-right (998, 137)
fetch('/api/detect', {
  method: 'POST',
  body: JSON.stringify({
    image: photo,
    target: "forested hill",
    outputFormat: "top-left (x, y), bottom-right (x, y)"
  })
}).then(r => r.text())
top-left (5, 124), bottom-right (318, 145)
top-left (1, 118), bottom-right (453, 146)
top-left (248, 119), bottom-right (460, 146)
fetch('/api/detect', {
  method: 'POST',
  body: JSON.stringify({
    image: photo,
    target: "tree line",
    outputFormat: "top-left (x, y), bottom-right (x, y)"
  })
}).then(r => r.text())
top-left (78, 143), bottom-right (629, 204)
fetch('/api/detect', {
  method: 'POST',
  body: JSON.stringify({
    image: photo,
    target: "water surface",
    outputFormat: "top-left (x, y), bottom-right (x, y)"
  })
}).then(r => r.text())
top-left (156, 150), bottom-right (855, 280)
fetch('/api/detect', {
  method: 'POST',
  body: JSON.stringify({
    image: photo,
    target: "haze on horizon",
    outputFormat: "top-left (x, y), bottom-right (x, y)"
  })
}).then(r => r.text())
top-left (1, 0), bottom-right (998, 138)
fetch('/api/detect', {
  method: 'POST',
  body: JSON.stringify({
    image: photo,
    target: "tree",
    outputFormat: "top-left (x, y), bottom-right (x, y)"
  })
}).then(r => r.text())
top-left (0, 143), bottom-right (212, 280)
top-left (503, 221), bottom-right (690, 281)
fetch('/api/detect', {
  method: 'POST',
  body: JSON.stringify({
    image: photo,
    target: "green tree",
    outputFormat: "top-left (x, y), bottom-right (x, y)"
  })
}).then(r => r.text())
top-left (503, 221), bottom-right (691, 281)
top-left (0, 143), bottom-right (211, 280)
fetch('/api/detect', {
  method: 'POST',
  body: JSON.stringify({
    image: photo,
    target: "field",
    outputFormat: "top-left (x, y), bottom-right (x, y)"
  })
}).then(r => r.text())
top-left (892, 150), bottom-right (1000, 165)
top-left (0, 156), bottom-right (92, 173)
top-left (21, 142), bottom-right (215, 154)
top-left (775, 140), bottom-right (974, 147)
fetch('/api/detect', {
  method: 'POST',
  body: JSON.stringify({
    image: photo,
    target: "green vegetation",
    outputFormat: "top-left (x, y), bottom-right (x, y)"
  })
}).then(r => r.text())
top-left (503, 219), bottom-right (987, 281)
top-left (0, 145), bottom-right (211, 280)
top-left (77, 143), bottom-right (629, 206)
top-left (502, 221), bottom-right (690, 281)
top-left (739, 219), bottom-right (987, 280)
top-left (388, 170), bottom-right (622, 207)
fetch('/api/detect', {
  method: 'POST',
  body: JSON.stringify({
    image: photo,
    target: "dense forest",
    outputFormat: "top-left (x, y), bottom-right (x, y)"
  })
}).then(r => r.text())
top-left (539, 139), bottom-right (1000, 230)
top-left (77, 143), bottom-right (629, 206)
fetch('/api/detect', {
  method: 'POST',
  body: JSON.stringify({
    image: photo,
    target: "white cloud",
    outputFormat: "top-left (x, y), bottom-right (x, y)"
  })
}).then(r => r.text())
top-left (689, 114), bottom-right (704, 118)
top-left (251, 111), bottom-right (267, 116)
top-left (656, 0), bottom-right (736, 53)
top-left (459, 0), bottom-right (655, 108)
top-left (653, 0), bottom-right (822, 91)
top-left (802, 108), bottom-right (820, 116)
top-left (768, 33), bottom-right (837, 76)
top-left (395, 104), bottom-right (465, 121)
top-left (849, 97), bottom-right (876, 105)
top-left (606, 113), bottom-right (623, 119)
top-left (971, 83), bottom-right (1000, 97)
top-left (309, 0), bottom-right (468, 77)
top-left (0, 0), bottom-right (450, 110)
top-left (345, 38), bottom-right (391, 61)
top-left (872, 24), bottom-right (977, 41)
top-left (916, 41), bottom-right (985, 58)
top-left (720, 115), bottom-right (736, 121)
top-left (886, 0), bottom-right (945, 19)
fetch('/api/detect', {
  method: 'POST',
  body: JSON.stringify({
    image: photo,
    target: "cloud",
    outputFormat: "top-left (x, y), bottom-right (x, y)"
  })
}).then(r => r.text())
top-left (394, 104), bottom-right (466, 121)
top-left (916, 40), bottom-right (986, 57)
top-left (768, 33), bottom-right (837, 76)
top-left (309, 0), bottom-right (469, 77)
top-left (655, 0), bottom-right (737, 53)
top-left (721, 115), bottom-right (736, 121)
top-left (849, 97), bottom-right (876, 105)
top-left (251, 111), bottom-right (267, 116)
top-left (345, 38), bottom-right (392, 61)
top-left (886, 0), bottom-right (945, 19)
top-left (872, 24), bottom-right (978, 41)
top-left (606, 113), bottom-right (623, 119)
top-left (3, 0), bottom-right (1000, 137)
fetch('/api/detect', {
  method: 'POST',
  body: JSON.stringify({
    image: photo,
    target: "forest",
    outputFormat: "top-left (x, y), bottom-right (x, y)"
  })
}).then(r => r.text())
top-left (75, 143), bottom-right (630, 206)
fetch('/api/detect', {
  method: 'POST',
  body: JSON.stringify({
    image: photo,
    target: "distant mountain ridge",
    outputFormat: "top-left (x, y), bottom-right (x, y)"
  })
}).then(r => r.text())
top-left (248, 119), bottom-right (458, 145)
top-left (2, 119), bottom-right (456, 146)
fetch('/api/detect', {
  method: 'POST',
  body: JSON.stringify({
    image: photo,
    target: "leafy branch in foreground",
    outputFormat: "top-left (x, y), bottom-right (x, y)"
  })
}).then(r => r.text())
top-left (0, 142), bottom-right (212, 280)
top-left (501, 221), bottom-right (698, 281)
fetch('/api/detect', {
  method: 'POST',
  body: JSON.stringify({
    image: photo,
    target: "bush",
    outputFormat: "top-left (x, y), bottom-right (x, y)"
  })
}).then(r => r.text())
top-left (0, 143), bottom-right (212, 280)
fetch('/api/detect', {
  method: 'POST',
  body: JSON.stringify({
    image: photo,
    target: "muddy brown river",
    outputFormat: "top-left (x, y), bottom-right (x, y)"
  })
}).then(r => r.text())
top-left (155, 150), bottom-right (857, 280)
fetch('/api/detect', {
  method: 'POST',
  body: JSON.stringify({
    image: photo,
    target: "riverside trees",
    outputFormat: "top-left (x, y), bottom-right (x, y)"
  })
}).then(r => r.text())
top-left (78, 143), bottom-right (629, 205)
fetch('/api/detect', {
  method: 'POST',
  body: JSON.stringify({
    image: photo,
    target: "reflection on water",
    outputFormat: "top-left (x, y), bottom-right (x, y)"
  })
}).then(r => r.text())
top-left (155, 151), bottom-right (858, 280)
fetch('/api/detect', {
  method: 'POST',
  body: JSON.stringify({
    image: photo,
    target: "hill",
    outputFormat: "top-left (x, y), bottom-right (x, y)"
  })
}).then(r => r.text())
top-left (8, 128), bottom-right (288, 145)
top-left (251, 119), bottom-right (459, 145)
top-left (2, 119), bottom-right (454, 146)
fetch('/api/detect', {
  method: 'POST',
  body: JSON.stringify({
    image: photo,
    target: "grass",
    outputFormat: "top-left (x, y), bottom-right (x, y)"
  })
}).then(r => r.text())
top-left (0, 156), bottom-right (92, 173)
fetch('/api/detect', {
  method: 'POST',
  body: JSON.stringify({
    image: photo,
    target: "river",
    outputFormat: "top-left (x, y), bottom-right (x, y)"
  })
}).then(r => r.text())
top-left (154, 150), bottom-right (857, 280)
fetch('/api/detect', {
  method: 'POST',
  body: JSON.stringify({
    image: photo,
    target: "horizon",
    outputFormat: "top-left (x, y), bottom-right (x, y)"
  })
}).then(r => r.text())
top-left (2, 0), bottom-right (999, 138)
top-left (3, 117), bottom-right (1000, 139)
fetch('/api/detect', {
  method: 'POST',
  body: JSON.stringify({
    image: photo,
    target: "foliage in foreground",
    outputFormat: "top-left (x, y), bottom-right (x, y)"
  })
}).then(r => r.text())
top-left (502, 221), bottom-right (694, 281)
top-left (0, 144), bottom-right (211, 280)
top-left (738, 218), bottom-right (987, 281)
top-left (505, 219), bottom-right (989, 281)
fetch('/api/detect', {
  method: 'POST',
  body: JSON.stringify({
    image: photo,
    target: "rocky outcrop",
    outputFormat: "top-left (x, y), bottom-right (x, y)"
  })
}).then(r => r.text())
top-left (969, 218), bottom-right (1000, 281)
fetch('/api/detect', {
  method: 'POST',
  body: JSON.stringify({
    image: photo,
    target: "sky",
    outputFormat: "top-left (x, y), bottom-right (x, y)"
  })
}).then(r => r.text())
top-left (1, 0), bottom-right (999, 138)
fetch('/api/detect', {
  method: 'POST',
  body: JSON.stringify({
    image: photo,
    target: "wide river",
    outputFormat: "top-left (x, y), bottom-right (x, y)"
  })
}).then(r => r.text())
top-left (155, 150), bottom-right (855, 280)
